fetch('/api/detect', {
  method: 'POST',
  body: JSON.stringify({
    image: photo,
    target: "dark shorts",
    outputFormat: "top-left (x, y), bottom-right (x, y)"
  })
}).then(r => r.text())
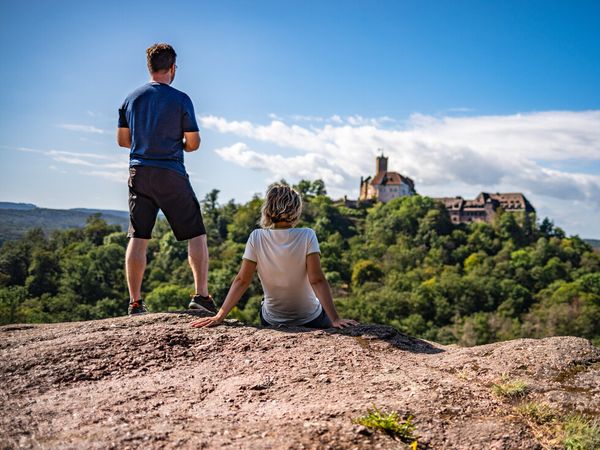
top-left (127, 165), bottom-right (206, 241)
top-left (259, 305), bottom-right (333, 329)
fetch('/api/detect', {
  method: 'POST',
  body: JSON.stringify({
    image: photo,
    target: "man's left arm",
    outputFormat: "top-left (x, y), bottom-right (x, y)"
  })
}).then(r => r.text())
top-left (117, 128), bottom-right (131, 148)
top-left (182, 95), bottom-right (201, 152)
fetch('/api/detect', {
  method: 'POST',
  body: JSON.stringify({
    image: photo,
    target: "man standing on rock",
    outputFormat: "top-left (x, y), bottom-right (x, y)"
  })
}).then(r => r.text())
top-left (117, 43), bottom-right (216, 315)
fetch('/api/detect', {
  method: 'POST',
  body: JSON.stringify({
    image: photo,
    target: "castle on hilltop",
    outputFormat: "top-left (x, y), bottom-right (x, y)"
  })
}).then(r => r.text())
top-left (359, 154), bottom-right (416, 203)
top-left (356, 154), bottom-right (535, 224)
top-left (434, 193), bottom-right (535, 225)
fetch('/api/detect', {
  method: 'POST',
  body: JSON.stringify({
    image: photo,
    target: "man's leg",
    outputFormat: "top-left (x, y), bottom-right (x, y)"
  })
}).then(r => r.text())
top-left (188, 234), bottom-right (209, 297)
top-left (126, 238), bottom-right (150, 301)
top-left (154, 169), bottom-right (210, 300)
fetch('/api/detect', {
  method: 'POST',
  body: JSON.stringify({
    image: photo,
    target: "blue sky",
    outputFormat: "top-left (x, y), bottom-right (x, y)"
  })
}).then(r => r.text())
top-left (0, 0), bottom-right (599, 237)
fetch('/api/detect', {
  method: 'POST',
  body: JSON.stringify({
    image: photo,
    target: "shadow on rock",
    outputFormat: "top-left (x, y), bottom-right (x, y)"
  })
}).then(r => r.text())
top-left (172, 310), bottom-right (444, 355)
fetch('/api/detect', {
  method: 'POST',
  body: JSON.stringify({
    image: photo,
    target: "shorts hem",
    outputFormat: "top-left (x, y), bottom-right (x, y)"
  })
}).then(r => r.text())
top-left (127, 232), bottom-right (152, 240)
top-left (173, 230), bottom-right (206, 242)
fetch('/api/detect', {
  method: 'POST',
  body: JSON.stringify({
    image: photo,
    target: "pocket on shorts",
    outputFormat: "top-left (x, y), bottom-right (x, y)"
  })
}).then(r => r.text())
top-left (128, 167), bottom-right (137, 188)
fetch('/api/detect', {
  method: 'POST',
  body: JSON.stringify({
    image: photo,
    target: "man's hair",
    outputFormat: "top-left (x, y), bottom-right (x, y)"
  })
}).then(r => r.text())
top-left (260, 184), bottom-right (303, 228)
top-left (146, 43), bottom-right (177, 73)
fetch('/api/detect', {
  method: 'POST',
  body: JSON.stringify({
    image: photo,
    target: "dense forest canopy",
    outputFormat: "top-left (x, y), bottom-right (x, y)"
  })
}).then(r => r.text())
top-left (1, 179), bottom-right (599, 347)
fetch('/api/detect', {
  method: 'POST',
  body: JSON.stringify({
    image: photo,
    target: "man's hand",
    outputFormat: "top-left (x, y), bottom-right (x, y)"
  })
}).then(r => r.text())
top-left (331, 318), bottom-right (359, 328)
top-left (191, 315), bottom-right (224, 328)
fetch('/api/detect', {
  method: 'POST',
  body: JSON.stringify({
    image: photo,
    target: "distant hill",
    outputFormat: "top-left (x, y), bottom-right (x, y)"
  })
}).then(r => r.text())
top-left (584, 238), bottom-right (600, 252)
top-left (70, 208), bottom-right (130, 220)
top-left (0, 206), bottom-right (129, 244)
top-left (0, 202), bottom-right (37, 210)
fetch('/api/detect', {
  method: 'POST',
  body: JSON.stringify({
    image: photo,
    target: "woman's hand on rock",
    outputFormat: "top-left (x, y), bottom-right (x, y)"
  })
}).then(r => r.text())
top-left (331, 318), bottom-right (358, 328)
top-left (191, 316), bottom-right (224, 328)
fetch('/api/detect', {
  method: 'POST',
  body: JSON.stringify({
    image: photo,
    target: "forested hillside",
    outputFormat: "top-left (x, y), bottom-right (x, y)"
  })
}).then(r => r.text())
top-left (0, 206), bottom-right (128, 244)
top-left (1, 180), bottom-right (599, 347)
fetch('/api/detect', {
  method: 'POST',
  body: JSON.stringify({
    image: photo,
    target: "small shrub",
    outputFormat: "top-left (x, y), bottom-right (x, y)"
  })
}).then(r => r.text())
top-left (513, 404), bottom-right (600, 450)
top-left (516, 402), bottom-right (556, 425)
top-left (515, 402), bottom-right (559, 448)
top-left (353, 405), bottom-right (418, 446)
top-left (563, 414), bottom-right (600, 450)
top-left (491, 376), bottom-right (529, 399)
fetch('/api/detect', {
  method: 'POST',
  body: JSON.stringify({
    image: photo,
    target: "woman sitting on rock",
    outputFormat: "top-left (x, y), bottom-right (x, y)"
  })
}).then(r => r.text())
top-left (191, 183), bottom-right (357, 329)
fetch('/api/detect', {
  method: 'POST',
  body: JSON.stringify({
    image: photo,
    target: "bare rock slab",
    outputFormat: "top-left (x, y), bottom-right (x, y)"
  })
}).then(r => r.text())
top-left (1, 313), bottom-right (599, 449)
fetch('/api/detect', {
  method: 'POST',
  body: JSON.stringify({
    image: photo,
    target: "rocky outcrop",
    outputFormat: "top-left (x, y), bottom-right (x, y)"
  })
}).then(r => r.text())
top-left (1, 312), bottom-right (599, 449)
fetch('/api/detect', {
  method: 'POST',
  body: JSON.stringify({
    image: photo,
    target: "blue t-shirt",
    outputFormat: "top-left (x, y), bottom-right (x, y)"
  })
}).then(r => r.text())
top-left (118, 82), bottom-right (199, 175)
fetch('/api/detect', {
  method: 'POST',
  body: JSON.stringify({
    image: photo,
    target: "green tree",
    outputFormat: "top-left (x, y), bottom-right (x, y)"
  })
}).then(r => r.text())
top-left (25, 249), bottom-right (61, 297)
top-left (352, 260), bottom-right (384, 287)
top-left (0, 286), bottom-right (28, 325)
top-left (0, 240), bottom-right (31, 287)
top-left (83, 215), bottom-right (121, 246)
top-left (146, 284), bottom-right (193, 312)
top-left (227, 196), bottom-right (262, 243)
top-left (293, 179), bottom-right (327, 200)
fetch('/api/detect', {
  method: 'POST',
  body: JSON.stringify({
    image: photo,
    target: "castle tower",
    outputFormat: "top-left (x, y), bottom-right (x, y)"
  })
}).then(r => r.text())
top-left (359, 153), bottom-right (415, 204)
top-left (376, 154), bottom-right (388, 174)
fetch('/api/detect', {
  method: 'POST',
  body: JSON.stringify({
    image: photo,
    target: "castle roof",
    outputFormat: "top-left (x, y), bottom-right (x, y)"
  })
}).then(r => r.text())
top-left (434, 192), bottom-right (535, 213)
top-left (371, 171), bottom-right (415, 189)
top-left (487, 192), bottom-right (535, 211)
top-left (435, 197), bottom-right (465, 210)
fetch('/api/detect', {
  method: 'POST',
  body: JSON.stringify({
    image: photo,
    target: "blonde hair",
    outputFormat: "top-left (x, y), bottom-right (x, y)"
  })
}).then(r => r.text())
top-left (260, 184), bottom-right (302, 228)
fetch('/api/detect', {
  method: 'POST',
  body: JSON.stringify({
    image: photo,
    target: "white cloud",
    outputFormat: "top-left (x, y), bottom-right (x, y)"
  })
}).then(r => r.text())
top-left (202, 110), bottom-right (600, 234)
top-left (346, 115), bottom-right (395, 127)
top-left (291, 114), bottom-right (325, 122)
top-left (58, 124), bottom-right (106, 134)
top-left (202, 111), bottom-right (600, 184)
top-left (51, 155), bottom-right (96, 166)
top-left (48, 165), bottom-right (67, 174)
top-left (17, 147), bottom-right (128, 182)
top-left (46, 150), bottom-right (114, 160)
top-left (446, 107), bottom-right (474, 113)
top-left (84, 170), bottom-right (127, 182)
top-left (215, 142), bottom-right (345, 186)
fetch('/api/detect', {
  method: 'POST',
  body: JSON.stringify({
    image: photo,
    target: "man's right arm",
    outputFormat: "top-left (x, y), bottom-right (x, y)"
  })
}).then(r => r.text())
top-left (117, 103), bottom-right (131, 148)
top-left (117, 127), bottom-right (132, 148)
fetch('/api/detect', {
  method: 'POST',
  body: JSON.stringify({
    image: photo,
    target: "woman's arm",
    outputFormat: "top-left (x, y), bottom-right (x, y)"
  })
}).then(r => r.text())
top-left (306, 253), bottom-right (358, 328)
top-left (191, 259), bottom-right (257, 327)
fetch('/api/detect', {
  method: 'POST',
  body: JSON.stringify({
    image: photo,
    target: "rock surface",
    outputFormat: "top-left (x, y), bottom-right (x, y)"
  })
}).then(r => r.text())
top-left (1, 312), bottom-right (599, 449)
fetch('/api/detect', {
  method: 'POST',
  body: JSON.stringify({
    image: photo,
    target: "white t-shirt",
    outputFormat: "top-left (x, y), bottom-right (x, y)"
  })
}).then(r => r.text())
top-left (243, 227), bottom-right (322, 325)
